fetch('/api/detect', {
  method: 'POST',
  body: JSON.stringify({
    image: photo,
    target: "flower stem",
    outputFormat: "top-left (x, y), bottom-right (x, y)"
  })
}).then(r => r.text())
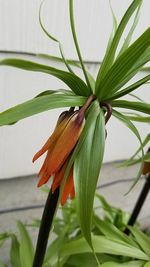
top-left (80, 95), bottom-right (96, 113)
top-left (101, 102), bottom-right (112, 124)
top-left (32, 187), bottom-right (59, 267)
top-left (124, 172), bottom-right (150, 235)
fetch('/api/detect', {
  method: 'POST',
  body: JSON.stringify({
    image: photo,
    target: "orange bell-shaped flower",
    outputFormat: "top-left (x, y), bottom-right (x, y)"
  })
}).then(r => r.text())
top-left (33, 109), bottom-right (85, 205)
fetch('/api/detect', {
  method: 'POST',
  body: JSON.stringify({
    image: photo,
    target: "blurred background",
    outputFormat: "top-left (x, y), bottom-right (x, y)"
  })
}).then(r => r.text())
top-left (0, 0), bottom-right (150, 179)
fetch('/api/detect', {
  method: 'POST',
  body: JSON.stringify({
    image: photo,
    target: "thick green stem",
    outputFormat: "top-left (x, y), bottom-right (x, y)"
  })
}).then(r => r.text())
top-left (32, 188), bottom-right (59, 267)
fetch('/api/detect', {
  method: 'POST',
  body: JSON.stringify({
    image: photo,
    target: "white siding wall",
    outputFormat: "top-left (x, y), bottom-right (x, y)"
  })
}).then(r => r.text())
top-left (0, 0), bottom-right (150, 178)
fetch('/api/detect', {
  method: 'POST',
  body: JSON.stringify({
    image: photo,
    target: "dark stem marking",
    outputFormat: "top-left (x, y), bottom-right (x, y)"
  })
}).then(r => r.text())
top-left (124, 172), bottom-right (150, 235)
top-left (32, 187), bottom-right (59, 267)
top-left (101, 102), bottom-right (112, 124)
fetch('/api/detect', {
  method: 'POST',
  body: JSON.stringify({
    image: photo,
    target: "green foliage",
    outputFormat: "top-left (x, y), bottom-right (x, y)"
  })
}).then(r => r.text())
top-left (0, 1), bottom-right (150, 265)
top-left (74, 106), bottom-right (105, 247)
top-left (0, 58), bottom-right (90, 96)
top-left (1, 194), bottom-right (150, 267)
top-left (17, 221), bottom-right (34, 267)
top-left (0, 94), bottom-right (87, 126)
top-left (96, 0), bottom-right (142, 81)
top-left (120, 134), bottom-right (150, 167)
top-left (10, 234), bottom-right (21, 267)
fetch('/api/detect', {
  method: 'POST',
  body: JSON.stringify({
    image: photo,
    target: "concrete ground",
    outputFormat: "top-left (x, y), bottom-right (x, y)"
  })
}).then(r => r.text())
top-left (0, 162), bottom-right (150, 263)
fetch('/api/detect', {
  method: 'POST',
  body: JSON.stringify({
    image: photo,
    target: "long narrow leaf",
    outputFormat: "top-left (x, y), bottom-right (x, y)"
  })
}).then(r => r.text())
top-left (0, 58), bottom-right (90, 96)
top-left (74, 108), bottom-right (105, 247)
top-left (126, 115), bottom-right (150, 123)
top-left (101, 261), bottom-right (144, 267)
top-left (61, 235), bottom-right (150, 260)
top-left (0, 94), bottom-right (87, 126)
top-left (129, 134), bottom-right (150, 160)
top-left (106, 74), bottom-right (150, 101)
top-left (17, 221), bottom-right (34, 267)
top-left (118, 2), bottom-right (142, 56)
top-left (37, 53), bottom-right (80, 68)
top-left (37, 53), bottom-right (96, 92)
top-left (129, 226), bottom-right (150, 256)
top-left (112, 100), bottom-right (150, 115)
top-left (102, 1), bottom-right (118, 65)
top-left (39, 0), bottom-right (75, 74)
top-left (96, 27), bottom-right (150, 99)
top-left (96, 0), bottom-right (142, 84)
top-left (10, 234), bottom-right (21, 267)
top-left (120, 152), bottom-right (150, 167)
top-left (112, 110), bottom-right (144, 191)
top-left (69, 0), bottom-right (92, 91)
top-left (94, 217), bottom-right (137, 247)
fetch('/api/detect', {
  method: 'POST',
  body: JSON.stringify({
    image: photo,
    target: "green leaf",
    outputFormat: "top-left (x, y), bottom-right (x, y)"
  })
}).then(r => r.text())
top-left (107, 74), bottom-right (150, 101)
top-left (118, 2), bottom-right (142, 56)
top-left (100, 1), bottom-right (118, 72)
top-left (66, 253), bottom-right (115, 267)
top-left (94, 218), bottom-right (137, 247)
top-left (10, 234), bottom-right (21, 267)
top-left (0, 262), bottom-right (7, 267)
top-left (35, 90), bottom-right (58, 98)
top-left (44, 225), bottom-right (69, 265)
top-left (129, 94), bottom-right (144, 102)
top-left (131, 133), bottom-right (150, 159)
top-left (0, 58), bottom-right (90, 96)
top-left (95, 194), bottom-right (130, 229)
top-left (129, 226), bottom-right (150, 256)
top-left (96, 27), bottom-right (150, 99)
top-left (0, 233), bottom-right (10, 247)
top-left (37, 54), bottom-right (96, 92)
top-left (96, 0), bottom-right (143, 84)
top-left (39, 1), bottom-right (75, 74)
top-left (144, 262), bottom-right (150, 267)
top-left (101, 261), bottom-right (144, 267)
top-left (112, 110), bottom-right (144, 191)
top-left (61, 235), bottom-right (150, 260)
top-left (142, 66), bottom-right (150, 73)
top-left (112, 100), bottom-right (150, 115)
top-left (74, 108), bottom-right (105, 247)
top-left (37, 53), bottom-right (80, 68)
top-left (125, 115), bottom-right (150, 123)
top-left (69, 0), bottom-right (92, 91)
top-left (0, 94), bottom-right (87, 126)
top-left (112, 110), bottom-right (143, 143)
top-left (17, 221), bottom-right (34, 267)
top-left (121, 152), bottom-right (150, 167)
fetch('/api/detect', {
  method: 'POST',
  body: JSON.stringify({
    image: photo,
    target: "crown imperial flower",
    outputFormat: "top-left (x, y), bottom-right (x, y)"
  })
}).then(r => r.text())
top-left (33, 109), bottom-right (85, 205)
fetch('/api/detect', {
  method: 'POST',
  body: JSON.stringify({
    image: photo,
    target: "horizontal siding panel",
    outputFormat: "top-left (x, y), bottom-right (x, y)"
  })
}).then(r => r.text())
top-left (0, 1), bottom-right (150, 61)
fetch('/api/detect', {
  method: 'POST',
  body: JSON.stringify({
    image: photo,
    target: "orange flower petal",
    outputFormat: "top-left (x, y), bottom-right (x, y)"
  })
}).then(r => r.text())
top-left (51, 163), bottom-right (67, 193)
top-left (61, 167), bottom-right (74, 206)
top-left (47, 112), bottom-right (85, 174)
top-left (37, 147), bottom-right (54, 177)
top-left (32, 113), bottom-right (71, 163)
top-left (37, 172), bottom-right (51, 187)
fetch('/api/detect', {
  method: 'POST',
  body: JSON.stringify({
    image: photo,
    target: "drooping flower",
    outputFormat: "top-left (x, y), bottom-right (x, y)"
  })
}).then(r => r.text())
top-left (33, 109), bottom-right (85, 205)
